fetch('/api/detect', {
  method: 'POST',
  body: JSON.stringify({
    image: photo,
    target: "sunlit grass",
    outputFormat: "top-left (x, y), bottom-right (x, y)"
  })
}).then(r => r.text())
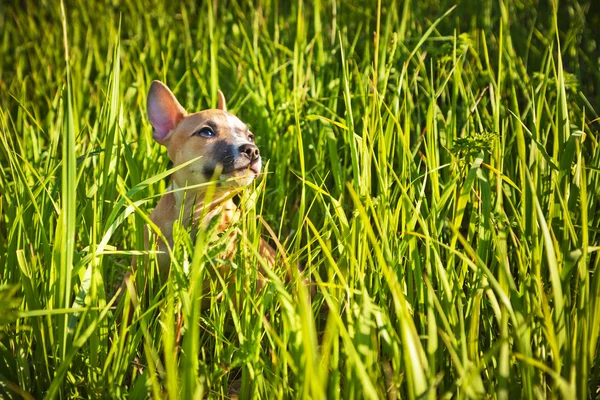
top-left (1, 0), bottom-right (599, 398)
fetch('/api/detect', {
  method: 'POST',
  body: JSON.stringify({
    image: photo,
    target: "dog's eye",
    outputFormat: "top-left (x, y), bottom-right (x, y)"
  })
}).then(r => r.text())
top-left (193, 127), bottom-right (215, 138)
top-left (248, 133), bottom-right (255, 142)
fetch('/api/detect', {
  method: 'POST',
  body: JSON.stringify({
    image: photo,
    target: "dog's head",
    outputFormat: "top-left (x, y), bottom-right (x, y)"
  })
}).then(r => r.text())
top-left (147, 80), bottom-right (261, 191)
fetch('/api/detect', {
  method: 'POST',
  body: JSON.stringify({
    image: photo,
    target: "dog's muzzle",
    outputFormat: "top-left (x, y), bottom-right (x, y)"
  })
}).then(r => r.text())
top-left (203, 141), bottom-right (262, 178)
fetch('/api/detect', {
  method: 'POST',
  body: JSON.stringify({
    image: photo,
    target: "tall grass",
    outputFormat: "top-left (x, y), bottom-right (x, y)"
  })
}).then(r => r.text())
top-left (1, 0), bottom-right (599, 398)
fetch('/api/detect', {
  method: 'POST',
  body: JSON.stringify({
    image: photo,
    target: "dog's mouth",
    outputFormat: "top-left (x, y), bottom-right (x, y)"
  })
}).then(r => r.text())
top-left (222, 158), bottom-right (261, 176)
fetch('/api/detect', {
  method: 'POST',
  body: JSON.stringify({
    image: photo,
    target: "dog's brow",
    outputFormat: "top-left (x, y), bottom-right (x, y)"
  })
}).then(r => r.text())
top-left (206, 120), bottom-right (218, 131)
top-left (191, 120), bottom-right (219, 134)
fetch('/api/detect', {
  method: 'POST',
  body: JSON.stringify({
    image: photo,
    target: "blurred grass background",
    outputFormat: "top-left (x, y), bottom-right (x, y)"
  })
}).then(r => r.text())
top-left (0, 0), bottom-right (599, 398)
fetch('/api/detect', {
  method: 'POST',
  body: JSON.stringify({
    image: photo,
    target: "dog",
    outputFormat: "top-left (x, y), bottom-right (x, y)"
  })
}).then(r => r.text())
top-left (145, 80), bottom-right (274, 286)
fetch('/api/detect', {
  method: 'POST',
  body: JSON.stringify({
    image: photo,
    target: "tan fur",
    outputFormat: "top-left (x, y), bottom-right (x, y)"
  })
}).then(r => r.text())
top-left (144, 80), bottom-right (273, 285)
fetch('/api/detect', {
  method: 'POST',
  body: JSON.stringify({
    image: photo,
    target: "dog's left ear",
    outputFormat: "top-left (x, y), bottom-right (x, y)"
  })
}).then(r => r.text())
top-left (147, 80), bottom-right (187, 145)
top-left (217, 90), bottom-right (227, 112)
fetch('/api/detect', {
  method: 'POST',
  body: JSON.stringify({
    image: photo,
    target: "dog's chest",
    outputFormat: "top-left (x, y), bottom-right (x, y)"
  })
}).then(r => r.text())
top-left (150, 192), bottom-right (240, 266)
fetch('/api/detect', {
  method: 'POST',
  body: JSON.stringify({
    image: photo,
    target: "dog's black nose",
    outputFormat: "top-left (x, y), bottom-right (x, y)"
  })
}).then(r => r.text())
top-left (239, 143), bottom-right (260, 161)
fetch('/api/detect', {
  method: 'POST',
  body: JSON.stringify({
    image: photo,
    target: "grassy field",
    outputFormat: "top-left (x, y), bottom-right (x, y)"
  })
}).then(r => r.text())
top-left (1, 0), bottom-right (599, 398)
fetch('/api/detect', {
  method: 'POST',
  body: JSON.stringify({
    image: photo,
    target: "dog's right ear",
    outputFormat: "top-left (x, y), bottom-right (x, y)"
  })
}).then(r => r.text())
top-left (147, 80), bottom-right (186, 144)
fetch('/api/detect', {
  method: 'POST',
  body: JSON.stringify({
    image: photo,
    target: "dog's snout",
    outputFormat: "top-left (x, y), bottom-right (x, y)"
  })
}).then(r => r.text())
top-left (239, 143), bottom-right (260, 161)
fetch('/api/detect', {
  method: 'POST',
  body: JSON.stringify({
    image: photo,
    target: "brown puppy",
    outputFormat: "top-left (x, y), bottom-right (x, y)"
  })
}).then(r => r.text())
top-left (146, 80), bottom-right (274, 282)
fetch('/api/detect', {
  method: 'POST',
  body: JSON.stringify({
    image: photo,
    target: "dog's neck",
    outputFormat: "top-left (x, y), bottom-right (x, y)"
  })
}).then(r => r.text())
top-left (170, 181), bottom-right (237, 229)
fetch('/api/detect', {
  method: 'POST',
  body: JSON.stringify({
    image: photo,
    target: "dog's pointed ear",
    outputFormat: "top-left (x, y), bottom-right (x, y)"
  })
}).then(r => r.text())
top-left (217, 90), bottom-right (227, 112)
top-left (147, 80), bottom-right (186, 144)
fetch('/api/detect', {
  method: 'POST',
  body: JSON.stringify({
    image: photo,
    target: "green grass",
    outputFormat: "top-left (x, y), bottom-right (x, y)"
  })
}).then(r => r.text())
top-left (1, 0), bottom-right (599, 398)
